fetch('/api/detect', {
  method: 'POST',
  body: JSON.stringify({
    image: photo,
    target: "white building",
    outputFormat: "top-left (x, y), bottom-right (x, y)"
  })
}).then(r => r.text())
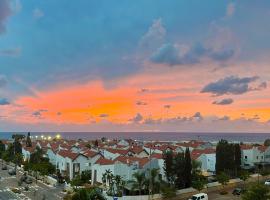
top-left (191, 149), bottom-right (216, 173)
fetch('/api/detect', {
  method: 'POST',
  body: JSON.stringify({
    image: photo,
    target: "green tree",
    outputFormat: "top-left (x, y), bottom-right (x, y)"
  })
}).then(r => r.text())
top-left (131, 171), bottom-right (146, 195)
top-left (174, 152), bottom-right (185, 188)
top-left (192, 175), bottom-right (207, 192)
top-left (160, 184), bottom-right (176, 199)
top-left (191, 160), bottom-right (202, 177)
top-left (242, 183), bottom-right (270, 200)
top-left (264, 139), bottom-right (270, 146)
top-left (184, 148), bottom-right (192, 188)
top-left (234, 144), bottom-right (241, 175)
top-left (239, 170), bottom-right (250, 189)
top-left (163, 150), bottom-right (174, 185)
top-left (217, 172), bottom-right (230, 190)
top-left (114, 175), bottom-right (125, 196)
top-left (26, 132), bottom-right (32, 147)
top-left (146, 168), bottom-right (161, 194)
top-left (216, 139), bottom-right (235, 176)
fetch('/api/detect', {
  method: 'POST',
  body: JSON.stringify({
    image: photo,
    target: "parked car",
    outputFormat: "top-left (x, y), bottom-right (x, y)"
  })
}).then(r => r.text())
top-left (1, 165), bottom-right (7, 170)
top-left (232, 188), bottom-right (243, 195)
top-left (189, 193), bottom-right (208, 200)
top-left (265, 180), bottom-right (270, 185)
top-left (8, 169), bottom-right (16, 175)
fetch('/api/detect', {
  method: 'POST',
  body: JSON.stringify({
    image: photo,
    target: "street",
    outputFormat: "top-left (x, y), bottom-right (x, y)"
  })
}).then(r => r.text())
top-left (0, 162), bottom-right (64, 200)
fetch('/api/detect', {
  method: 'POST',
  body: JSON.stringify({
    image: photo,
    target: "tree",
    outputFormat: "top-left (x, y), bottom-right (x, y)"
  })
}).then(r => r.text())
top-left (239, 170), bottom-right (250, 189)
top-left (264, 139), bottom-right (270, 146)
top-left (191, 160), bottom-right (202, 177)
top-left (234, 144), bottom-right (241, 175)
top-left (217, 172), bottom-right (230, 190)
top-left (131, 171), bottom-right (146, 195)
top-left (216, 139), bottom-right (235, 176)
top-left (70, 188), bottom-right (106, 200)
top-left (242, 183), bottom-right (270, 200)
top-left (174, 152), bottom-right (185, 188)
top-left (26, 132), bottom-right (32, 147)
top-left (146, 168), bottom-right (161, 194)
top-left (163, 150), bottom-right (174, 185)
top-left (114, 175), bottom-right (125, 196)
top-left (192, 175), bottom-right (207, 192)
top-left (161, 184), bottom-right (176, 199)
top-left (0, 140), bottom-right (5, 158)
top-left (183, 148), bottom-right (192, 188)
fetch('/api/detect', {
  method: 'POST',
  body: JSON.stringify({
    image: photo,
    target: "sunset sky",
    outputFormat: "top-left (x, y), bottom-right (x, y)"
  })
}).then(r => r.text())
top-left (0, 0), bottom-right (270, 132)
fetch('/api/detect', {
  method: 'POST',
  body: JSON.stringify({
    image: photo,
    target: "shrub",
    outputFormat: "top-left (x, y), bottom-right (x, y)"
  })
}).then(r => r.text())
top-left (219, 190), bottom-right (228, 195)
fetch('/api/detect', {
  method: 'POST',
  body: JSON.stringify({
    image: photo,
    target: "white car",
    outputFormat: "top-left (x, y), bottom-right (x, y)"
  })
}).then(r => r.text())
top-left (189, 193), bottom-right (208, 200)
top-left (265, 180), bottom-right (270, 185)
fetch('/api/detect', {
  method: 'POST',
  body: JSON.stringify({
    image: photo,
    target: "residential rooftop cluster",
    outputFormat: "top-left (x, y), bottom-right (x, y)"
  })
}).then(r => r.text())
top-left (1, 135), bottom-right (270, 186)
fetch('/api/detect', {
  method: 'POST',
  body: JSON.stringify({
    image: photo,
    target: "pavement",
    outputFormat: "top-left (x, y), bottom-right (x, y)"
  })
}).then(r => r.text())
top-left (0, 162), bottom-right (65, 200)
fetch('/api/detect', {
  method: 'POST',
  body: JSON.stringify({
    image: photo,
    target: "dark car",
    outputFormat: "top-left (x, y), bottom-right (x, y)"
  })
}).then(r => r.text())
top-left (232, 188), bottom-right (243, 195)
top-left (8, 169), bottom-right (16, 176)
top-left (1, 165), bottom-right (7, 170)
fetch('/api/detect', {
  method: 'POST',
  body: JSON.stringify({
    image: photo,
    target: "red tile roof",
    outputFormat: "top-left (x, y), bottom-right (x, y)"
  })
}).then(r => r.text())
top-left (95, 157), bottom-right (115, 165)
top-left (240, 144), bottom-right (253, 150)
top-left (83, 150), bottom-right (99, 158)
top-left (105, 148), bottom-right (129, 155)
top-left (191, 149), bottom-right (215, 160)
top-left (258, 146), bottom-right (268, 152)
top-left (114, 156), bottom-right (150, 168)
top-left (151, 153), bottom-right (163, 159)
top-left (57, 150), bottom-right (80, 160)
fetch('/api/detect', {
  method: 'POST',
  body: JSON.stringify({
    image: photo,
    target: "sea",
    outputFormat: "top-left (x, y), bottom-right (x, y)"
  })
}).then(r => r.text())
top-left (0, 132), bottom-right (270, 143)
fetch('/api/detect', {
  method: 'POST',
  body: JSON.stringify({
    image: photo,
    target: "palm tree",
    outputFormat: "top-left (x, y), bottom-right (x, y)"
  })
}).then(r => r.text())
top-left (131, 171), bottom-right (146, 195)
top-left (148, 168), bottom-right (161, 194)
top-left (114, 175), bottom-right (125, 196)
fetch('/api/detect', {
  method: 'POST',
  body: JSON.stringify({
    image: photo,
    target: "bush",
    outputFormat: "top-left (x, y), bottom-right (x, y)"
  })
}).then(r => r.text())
top-left (261, 170), bottom-right (270, 176)
top-left (11, 188), bottom-right (21, 194)
top-left (161, 185), bottom-right (176, 199)
top-left (219, 190), bottom-right (228, 195)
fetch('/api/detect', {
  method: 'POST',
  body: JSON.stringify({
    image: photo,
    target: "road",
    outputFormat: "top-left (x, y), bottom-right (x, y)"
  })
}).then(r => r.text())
top-left (0, 162), bottom-right (64, 200)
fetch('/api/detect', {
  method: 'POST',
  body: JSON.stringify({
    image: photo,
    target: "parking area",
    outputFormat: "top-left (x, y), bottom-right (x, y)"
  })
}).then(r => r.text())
top-left (0, 163), bottom-right (64, 200)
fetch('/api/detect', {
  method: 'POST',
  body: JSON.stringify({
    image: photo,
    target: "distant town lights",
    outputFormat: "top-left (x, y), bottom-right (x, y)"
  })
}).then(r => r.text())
top-left (48, 136), bottom-right (52, 140)
top-left (56, 134), bottom-right (61, 139)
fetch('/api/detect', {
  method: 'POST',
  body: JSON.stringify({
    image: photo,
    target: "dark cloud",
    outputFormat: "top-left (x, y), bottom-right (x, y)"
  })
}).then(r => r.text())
top-left (192, 112), bottom-right (203, 120)
top-left (164, 104), bottom-right (171, 109)
top-left (255, 82), bottom-right (267, 90)
top-left (213, 98), bottom-right (234, 105)
top-left (218, 116), bottom-right (230, 121)
top-left (0, 98), bottom-right (10, 105)
top-left (57, 112), bottom-right (62, 116)
top-left (0, 0), bottom-right (12, 34)
top-left (99, 113), bottom-right (109, 118)
top-left (150, 42), bottom-right (235, 66)
top-left (32, 109), bottom-right (47, 118)
top-left (144, 117), bottom-right (162, 125)
top-left (139, 88), bottom-right (149, 93)
top-left (136, 101), bottom-right (147, 106)
top-left (130, 113), bottom-right (143, 123)
top-left (201, 76), bottom-right (265, 96)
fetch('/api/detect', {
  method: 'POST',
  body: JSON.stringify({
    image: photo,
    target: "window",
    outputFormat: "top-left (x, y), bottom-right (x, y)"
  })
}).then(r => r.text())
top-left (257, 156), bottom-right (259, 159)
top-left (245, 156), bottom-right (247, 159)
top-left (201, 195), bottom-right (205, 199)
top-left (262, 156), bottom-right (264, 159)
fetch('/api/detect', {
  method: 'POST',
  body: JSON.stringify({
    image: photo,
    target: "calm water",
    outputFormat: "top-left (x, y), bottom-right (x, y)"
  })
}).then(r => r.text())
top-left (0, 132), bottom-right (270, 142)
